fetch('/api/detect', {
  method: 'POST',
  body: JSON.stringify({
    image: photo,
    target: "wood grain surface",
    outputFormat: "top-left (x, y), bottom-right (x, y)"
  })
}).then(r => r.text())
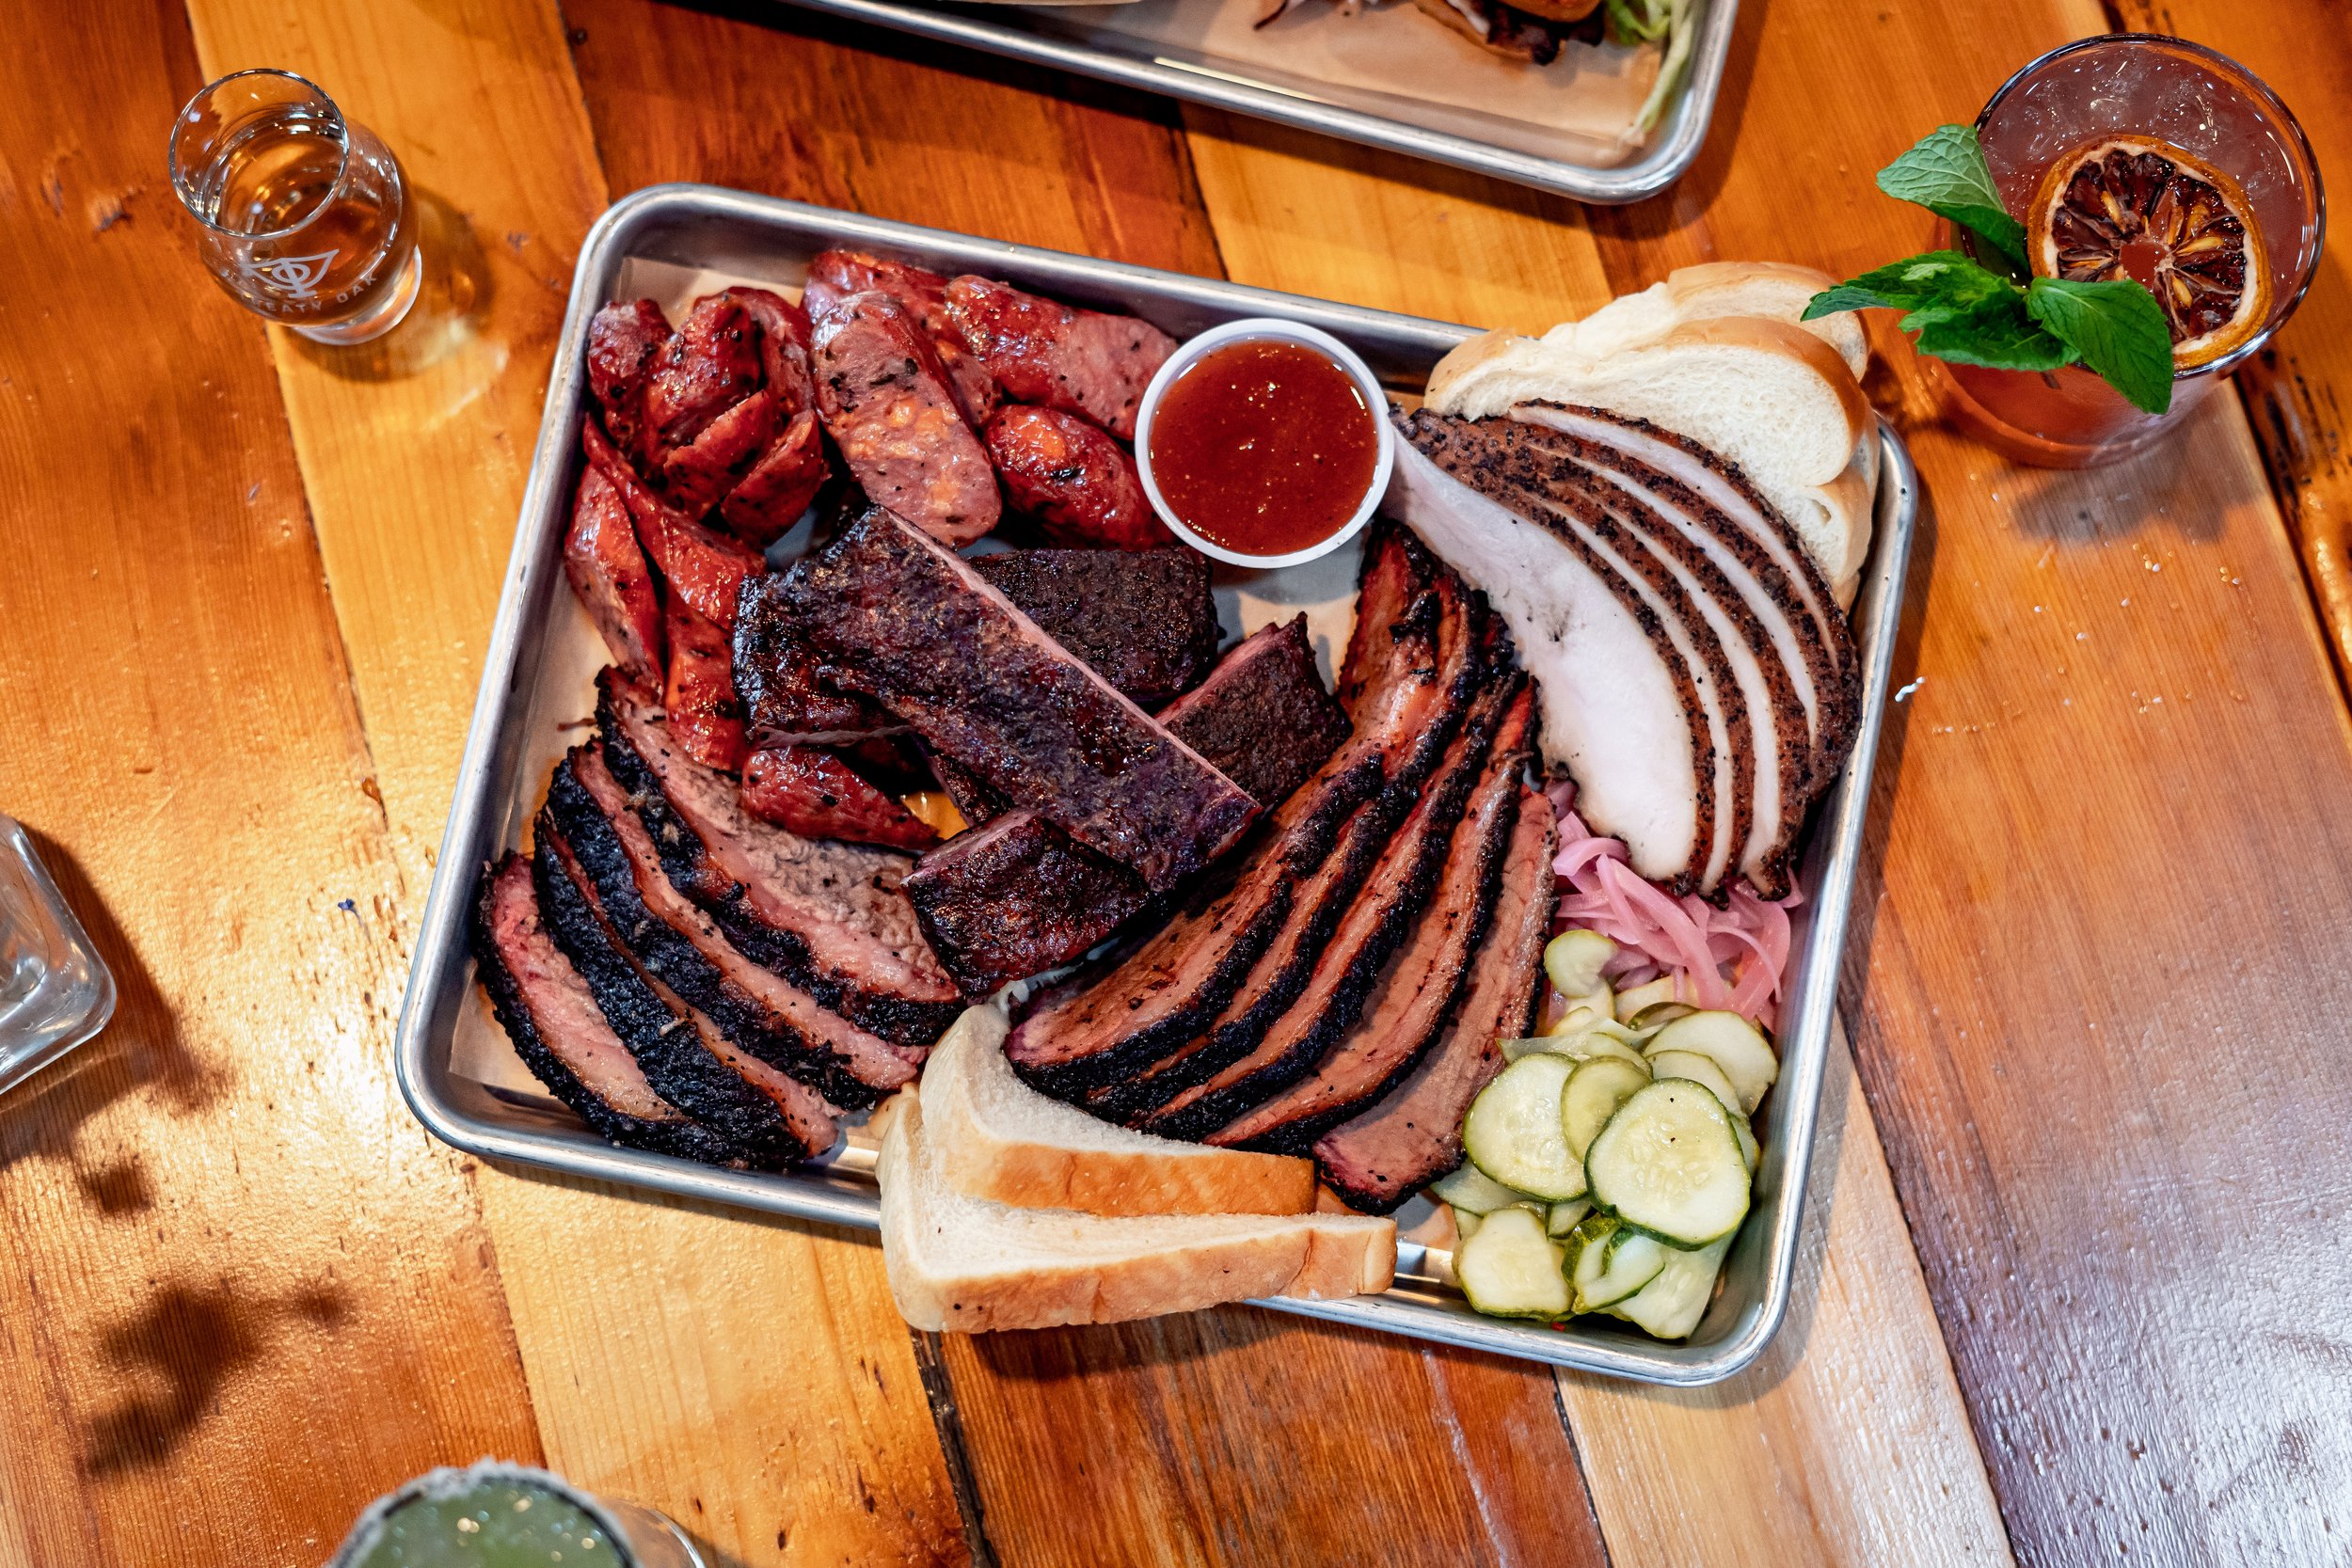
top-left (5, 0), bottom-right (2351, 1562)
top-left (0, 1), bottom-right (545, 1561)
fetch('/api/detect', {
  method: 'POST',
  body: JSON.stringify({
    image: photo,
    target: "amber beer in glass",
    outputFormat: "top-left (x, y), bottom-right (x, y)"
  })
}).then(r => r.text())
top-left (1935, 36), bottom-right (2324, 467)
top-left (167, 70), bottom-right (421, 345)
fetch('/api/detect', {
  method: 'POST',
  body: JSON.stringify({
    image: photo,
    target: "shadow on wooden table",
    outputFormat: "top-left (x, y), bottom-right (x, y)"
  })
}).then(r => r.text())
top-left (0, 829), bottom-right (223, 1203)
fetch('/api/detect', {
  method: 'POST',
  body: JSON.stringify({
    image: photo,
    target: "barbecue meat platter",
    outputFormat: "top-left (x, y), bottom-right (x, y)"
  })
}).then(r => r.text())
top-left (447, 225), bottom-right (1885, 1351)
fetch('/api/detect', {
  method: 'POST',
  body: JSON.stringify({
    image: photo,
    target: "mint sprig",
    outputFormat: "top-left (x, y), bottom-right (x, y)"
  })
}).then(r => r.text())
top-left (1805, 124), bottom-right (2175, 415)
top-left (1876, 125), bottom-right (2030, 278)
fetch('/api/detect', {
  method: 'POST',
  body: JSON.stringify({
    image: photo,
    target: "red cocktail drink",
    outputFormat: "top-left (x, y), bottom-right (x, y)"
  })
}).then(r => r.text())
top-left (1941, 35), bottom-right (2323, 467)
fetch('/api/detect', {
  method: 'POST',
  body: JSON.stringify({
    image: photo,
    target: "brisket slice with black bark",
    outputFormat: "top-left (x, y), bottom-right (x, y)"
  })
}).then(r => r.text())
top-left (970, 547), bottom-right (1220, 708)
top-left (1314, 789), bottom-right (1557, 1212)
top-left (546, 745), bottom-right (917, 1109)
top-left (778, 507), bottom-right (1257, 893)
top-left (532, 826), bottom-right (834, 1165)
top-left (596, 670), bottom-right (960, 1048)
top-left (1210, 682), bottom-right (1534, 1154)
top-left (901, 615), bottom-right (1351, 997)
top-left (471, 855), bottom-right (749, 1166)
top-left (1002, 520), bottom-right (1448, 1093)
top-left (1136, 664), bottom-right (1515, 1141)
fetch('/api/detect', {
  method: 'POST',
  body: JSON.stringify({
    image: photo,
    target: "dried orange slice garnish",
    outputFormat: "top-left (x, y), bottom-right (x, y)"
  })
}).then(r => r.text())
top-left (2026, 134), bottom-right (2268, 369)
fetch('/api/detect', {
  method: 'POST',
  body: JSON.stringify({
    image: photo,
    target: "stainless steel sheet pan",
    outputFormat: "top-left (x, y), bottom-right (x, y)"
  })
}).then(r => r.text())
top-left (763, 0), bottom-right (1740, 204)
top-left (394, 183), bottom-right (1915, 1384)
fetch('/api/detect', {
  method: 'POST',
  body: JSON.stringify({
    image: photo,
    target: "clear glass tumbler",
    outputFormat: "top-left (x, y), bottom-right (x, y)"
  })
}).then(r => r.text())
top-left (167, 69), bottom-right (421, 345)
top-left (1937, 34), bottom-right (2325, 467)
top-left (0, 816), bottom-right (116, 1101)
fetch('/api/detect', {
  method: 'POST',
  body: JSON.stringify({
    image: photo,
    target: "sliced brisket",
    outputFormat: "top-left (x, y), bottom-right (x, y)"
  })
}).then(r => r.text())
top-left (780, 508), bottom-right (1257, 892)
top-left (969, 547), bottom-right (1220, 708)
top-left (532, 826), bottom-right (831, 1165)
top-left (547, 745), bottom-right (918, 1108)
top-left (596, 671), bottom-right (960, 1047)
top-left (471, 855), bottom-right (748, 1165)
top-left (1210, 684), bottom-right (1534, 1154)
top-left (1136, 665), bottom-right (1515, 1141)
top-left (1313, 789), bottom-right (1557, 1212)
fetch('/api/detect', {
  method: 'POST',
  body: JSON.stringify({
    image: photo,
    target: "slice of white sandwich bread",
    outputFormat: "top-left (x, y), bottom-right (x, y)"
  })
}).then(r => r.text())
top-left (1422, 261), bottom-right (1879, 605)
top-left (875, 1013), bottom-right (1397, 1333)
top-left (920, 1005), bottom-right (1318, 1217)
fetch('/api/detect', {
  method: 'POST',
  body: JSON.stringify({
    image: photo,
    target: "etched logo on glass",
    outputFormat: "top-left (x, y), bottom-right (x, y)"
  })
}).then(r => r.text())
top-left (236, 249), bottom-right (340, 300)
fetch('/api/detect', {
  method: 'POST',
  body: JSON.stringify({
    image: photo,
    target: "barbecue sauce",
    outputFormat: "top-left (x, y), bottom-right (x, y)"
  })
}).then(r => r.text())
top-left (1147, 340), bottom-right (1380, 558)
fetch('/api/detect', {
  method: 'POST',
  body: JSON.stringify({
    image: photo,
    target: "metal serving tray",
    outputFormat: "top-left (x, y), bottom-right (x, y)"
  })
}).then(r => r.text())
top-left (765, 0), bottom-right (1739, 204)
top-left (395, 183), bottom-right (1915, 1385)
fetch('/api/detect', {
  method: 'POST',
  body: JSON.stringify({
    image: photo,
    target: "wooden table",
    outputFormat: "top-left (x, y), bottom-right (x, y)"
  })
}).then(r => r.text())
top-left (4, 1), bottom-right (2347, 1562)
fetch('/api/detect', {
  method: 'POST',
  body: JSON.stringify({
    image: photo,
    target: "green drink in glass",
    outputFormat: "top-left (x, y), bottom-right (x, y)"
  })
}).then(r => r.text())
top-left (328, 1462), bottom-right (705, 1568)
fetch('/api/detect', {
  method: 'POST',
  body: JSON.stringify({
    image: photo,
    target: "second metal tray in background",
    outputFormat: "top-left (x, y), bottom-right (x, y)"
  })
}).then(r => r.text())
top-left (764, 0), bottom-right (1739, 204)
top-left (393, 183), bottom-right (1915, 1386)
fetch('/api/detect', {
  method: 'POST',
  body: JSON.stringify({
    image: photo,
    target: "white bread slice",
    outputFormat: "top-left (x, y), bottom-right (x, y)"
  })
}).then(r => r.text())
top-left (878, 1092), bottom-right (1395, 1333)
top-left (922, 1006), bottom-right (1317, 1217)
top-left (1556, 261), bottom-right (1868, 379)
top-left (1425, 266), bottom-right (1879, 603)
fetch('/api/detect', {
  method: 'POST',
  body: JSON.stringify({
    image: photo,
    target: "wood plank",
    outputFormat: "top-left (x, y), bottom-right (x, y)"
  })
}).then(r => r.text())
top-left (1180, 99), bottom-right (2013, 1568)
top-left (564, 7), bottom-right (1609, 1563)
top-left (2101, 0), bottom-right (2352, 694)
top-left (0, 2), bottom-right (545, 1560)
top-left (1565, 0), bottom-right (2352, 1558)
top-left (172, 2), bottom-right (977, 1560)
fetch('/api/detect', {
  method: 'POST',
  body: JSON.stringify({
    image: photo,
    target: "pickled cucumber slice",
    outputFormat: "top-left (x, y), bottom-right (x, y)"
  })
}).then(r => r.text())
top-left (1465, 1053), bottom-right (1585, 1200)
top-left (1430, 1160), bottom-right (1540, 1215)
top-left (1454, 1204), bottom-right (1570, 1318)
top-left (1562, 1055), bottom-right (1650, 1162)
top-left (1646, 1010), bottom-right (1777, 1113)
top-left (1565, 1212), bottom-right (1669, 1312)
top-left (1547, 1198), bottom-right (1594, 1238)
top-left (1544, 929), bottom-right (1615, 996)
top-left (1585, 1080), bottom-right (1751, 1246)
top-left (1610, 1236), bottom-right (1732, 1339)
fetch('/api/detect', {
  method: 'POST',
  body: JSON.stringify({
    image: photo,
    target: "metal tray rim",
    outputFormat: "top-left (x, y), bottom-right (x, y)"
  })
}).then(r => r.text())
top-left (393, 182), bottom-right (1916, 1386)
top-left (762, 0), bottom-right (1740, 204)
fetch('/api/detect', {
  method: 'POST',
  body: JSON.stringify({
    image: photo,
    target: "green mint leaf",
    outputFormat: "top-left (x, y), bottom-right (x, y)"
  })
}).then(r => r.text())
top-left (1806, 250), bottom-right (2075, 372)
top-left (2026, 277), bottom-right (2176, 414)
top-left (1803, 250), bottom-right (2015, 318)
top-left (1876, 125), bottom-right (2030, 278)
top-left (1913, 300), bottom-right (2074, 371)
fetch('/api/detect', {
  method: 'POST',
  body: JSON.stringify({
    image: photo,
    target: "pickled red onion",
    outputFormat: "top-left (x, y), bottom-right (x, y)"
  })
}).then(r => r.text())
top-left (1548, 793), bottom-right (1799, 1032)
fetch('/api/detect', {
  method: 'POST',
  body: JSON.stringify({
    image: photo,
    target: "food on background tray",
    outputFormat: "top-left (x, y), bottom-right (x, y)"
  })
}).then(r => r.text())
top-left (877, 1009), bottom-right (1394, 1331)
top-left (1139, 333), bottom-right (1384, 563)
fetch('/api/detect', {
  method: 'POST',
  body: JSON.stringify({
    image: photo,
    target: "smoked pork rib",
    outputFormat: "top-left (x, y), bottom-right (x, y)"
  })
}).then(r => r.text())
top-left (902, 616), bottom-right (1351, 997)
top-left (471, 855), bottom-right (750, 1165)
top-left (532, 827), bottom-right (832, 1165)
top-left (1138, 669), bottom-right (1518, 1142)
top-left (596, 671), bottom-right (961, 1048)
top-left (732, 572), bottom-right (898, 747)
top-left (1004, 521), bottom-right (1444, 1093)
top-left (1314, 793), bottom-right (1556, 1212)
top-left (1211, 685), bottom-right (1534, 1154)
top-left (545, 746), bottom-right (917, 1109)
top-left (779, 507), bottom-right (1258, 892)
